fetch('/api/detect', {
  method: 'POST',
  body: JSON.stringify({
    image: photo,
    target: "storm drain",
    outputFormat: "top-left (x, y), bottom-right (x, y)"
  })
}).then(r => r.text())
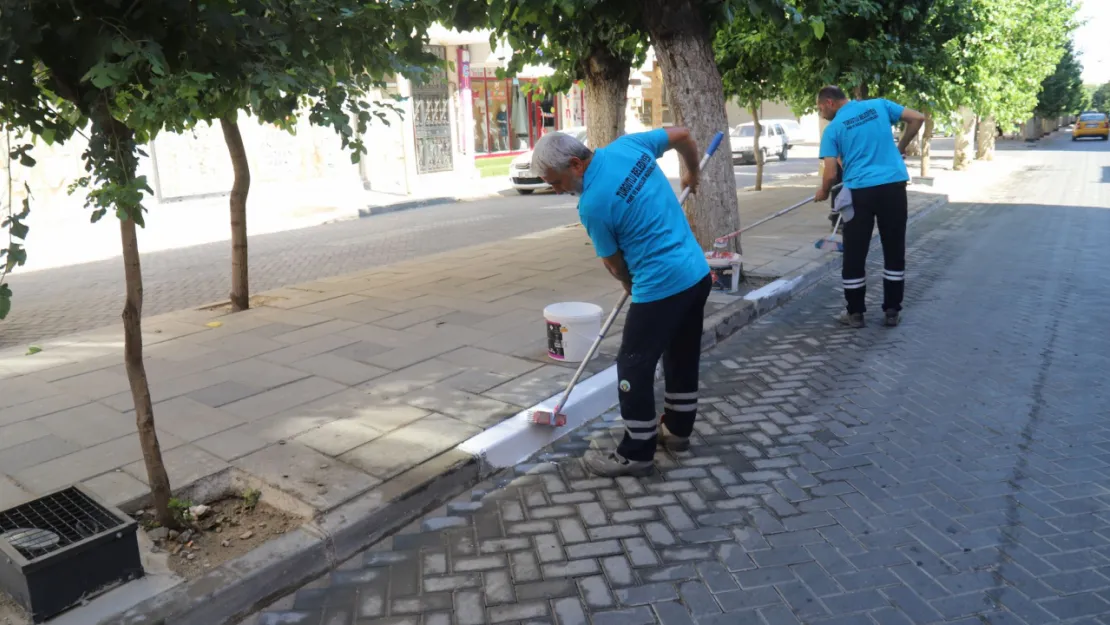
top-left (0, 485), bottom-right (143, 623)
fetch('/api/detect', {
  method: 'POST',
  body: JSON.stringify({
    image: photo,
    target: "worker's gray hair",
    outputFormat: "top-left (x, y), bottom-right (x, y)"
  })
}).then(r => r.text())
top-left (531, 131), bottom-right (591, 175)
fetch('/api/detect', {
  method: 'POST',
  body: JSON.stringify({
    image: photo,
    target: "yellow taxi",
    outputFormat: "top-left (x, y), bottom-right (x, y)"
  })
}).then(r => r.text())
top-left (1073, 112), bottom-right (1109, 141)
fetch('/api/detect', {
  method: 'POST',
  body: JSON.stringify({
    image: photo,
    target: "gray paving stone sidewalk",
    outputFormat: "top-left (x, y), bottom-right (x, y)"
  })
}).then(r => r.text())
top-left (250, 188), bottom-right (1110, 625)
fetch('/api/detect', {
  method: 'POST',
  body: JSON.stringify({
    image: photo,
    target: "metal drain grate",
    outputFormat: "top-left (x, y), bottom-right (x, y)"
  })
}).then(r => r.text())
top-left (0, 487), bottom-right (120, 560)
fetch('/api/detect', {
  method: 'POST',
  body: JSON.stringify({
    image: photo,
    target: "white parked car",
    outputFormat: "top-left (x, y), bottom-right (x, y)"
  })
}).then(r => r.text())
top-left (762, 118), bottom-right (806, 147)
top-left (730, 122), bottom-right (788, 165)
top-left (509, 127), bottom-right (588, 194)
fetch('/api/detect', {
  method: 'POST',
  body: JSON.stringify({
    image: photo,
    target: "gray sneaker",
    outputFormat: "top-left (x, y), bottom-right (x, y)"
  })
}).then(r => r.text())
top-left (583, 449), bottom-right (653, 477)
top-left (837, 312), bottom-right (865, 328)
top-left (884, 310), bottom-right (900, 327)
top-left (660, 422), bottom-right (691, 452)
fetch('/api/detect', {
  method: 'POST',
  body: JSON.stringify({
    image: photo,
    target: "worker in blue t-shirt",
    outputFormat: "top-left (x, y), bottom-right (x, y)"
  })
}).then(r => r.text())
top-left (814, 86), bottom-right (925, 328)
top-left (531, 128), bottom-right (711, 477)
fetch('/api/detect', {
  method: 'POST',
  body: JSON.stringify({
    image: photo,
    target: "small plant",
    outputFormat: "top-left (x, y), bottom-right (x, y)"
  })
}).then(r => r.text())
top-left (168, 497), bottom-right (194, 526)
top-left (242, 488), bottom-right (261, 511)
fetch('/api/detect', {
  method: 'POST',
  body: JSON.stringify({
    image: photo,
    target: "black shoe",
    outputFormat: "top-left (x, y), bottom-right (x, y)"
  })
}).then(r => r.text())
top-left (837, 312), bottom-right (864, 328)
top-left (884, 311), bottom-right (900, 327)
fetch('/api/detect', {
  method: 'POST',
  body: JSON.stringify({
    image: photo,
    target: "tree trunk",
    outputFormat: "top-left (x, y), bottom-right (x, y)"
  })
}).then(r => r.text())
top-left (953, 107), bottom-right (976, 171)
top-left (221, 118), bottom-right (251, 312)
top-left (852, 84), bottom-right (870, 100)
top-left (920, 113), bottom-right (934, 178)
top-left (582, 48), bottom-right (631, 149)
top-left (94, 113), bottom-right (175, 529)
top-left (750, 104), bottom-right (763, 191)
top-left (119, 218), bottom-right (174, 528)
top-left (643, 0), bottom-right (740, 252)
top-left (975, 116), bottom-right (996, 160)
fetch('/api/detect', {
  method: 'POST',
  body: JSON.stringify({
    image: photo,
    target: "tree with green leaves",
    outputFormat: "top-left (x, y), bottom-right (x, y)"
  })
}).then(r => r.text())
top-left (1036, 40), bottom-right (1086, 121)
top-left (1091, 82), bottom-right (1110, 113)
top-left (451, 0), bottom-right (647, 150)
top-left (714, 4), bottom-right (807, 190)
top-left (133, 1), bottom-right (440, 312)
top-left (958, 0), bottom-right (1076, 158)
top-left (0, 0), bottom-right (201, 527)
top-left (0, 0), bottom-right (441, 527)
top-left (450, 0), bottom-right (821, 251)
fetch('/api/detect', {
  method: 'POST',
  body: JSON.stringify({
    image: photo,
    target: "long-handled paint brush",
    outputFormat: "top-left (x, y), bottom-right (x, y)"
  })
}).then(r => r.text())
top-left (814, 212), bottom-right (845, 252)
top-left (531, 130), bottom-right (727, 427)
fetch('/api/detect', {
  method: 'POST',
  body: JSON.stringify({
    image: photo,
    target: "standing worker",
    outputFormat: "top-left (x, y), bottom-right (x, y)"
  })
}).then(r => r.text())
top-left (531, 128), bottom-right (712, 477)
top-left (814, 86), bottom-right (925, 328)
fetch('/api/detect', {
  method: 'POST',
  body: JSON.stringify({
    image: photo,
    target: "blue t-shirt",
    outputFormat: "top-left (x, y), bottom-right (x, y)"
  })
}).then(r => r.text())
top-left (578, 129), bottom-right (710, 304)
top-left (819, 99), bottom-right (909, 190)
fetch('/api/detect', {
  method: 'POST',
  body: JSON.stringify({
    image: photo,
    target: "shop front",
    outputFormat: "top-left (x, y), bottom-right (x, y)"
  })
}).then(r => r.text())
top-left (469, 68), bottom-right (586, 158)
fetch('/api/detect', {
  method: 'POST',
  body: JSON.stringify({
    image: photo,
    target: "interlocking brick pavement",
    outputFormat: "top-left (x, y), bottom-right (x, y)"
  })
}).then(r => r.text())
top-left (248, 178), bottom-right (1110, 625)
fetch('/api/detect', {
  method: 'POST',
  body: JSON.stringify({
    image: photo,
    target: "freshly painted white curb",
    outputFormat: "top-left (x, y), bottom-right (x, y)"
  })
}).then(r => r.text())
top-left (744, 276), bottom-right (802, 302)
top-left (457, 364), bottom-right (618, 469)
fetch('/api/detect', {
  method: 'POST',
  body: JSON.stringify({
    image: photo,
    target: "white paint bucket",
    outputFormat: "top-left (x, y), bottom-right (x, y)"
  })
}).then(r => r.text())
top-left (544, 302), bottom-right (603, 363)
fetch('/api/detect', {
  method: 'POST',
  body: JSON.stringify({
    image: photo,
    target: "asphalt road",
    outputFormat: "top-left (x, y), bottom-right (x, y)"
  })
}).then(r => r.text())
top-left (0, 156), bottom-right (818, 349)
top-left (251, 132), bottom-right (1110, 625)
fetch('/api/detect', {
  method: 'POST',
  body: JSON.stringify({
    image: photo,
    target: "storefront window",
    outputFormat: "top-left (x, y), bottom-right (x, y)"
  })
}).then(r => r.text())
top-left (511, 82), bottom-right (530, 151)
top-left (472, 75), bottom-right (490, 154)
top-left (488, 78), bottom-right (510, 153)
top-left (470, 70), bottom-right (565, 156)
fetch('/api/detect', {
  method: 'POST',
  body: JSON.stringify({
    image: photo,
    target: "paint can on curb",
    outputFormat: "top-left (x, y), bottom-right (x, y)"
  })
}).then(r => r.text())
top-left (544, 302), bottom-right (603, 363)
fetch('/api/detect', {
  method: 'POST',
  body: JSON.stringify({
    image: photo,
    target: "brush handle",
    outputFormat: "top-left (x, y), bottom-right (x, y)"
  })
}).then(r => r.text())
top-left (552, 291), bottom-right (629, 414)
top-left (676, 131), bottom-right (725, 206)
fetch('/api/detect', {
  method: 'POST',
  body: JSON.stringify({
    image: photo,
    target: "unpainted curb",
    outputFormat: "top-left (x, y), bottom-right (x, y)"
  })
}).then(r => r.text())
top-left (96, 191), bottom-right (950, 625)
top-left (103, 451), bottom-right (480, 625)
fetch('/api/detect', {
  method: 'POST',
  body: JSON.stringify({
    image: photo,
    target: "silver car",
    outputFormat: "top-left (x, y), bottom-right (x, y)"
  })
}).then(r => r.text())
top-left (509, 127), bottom-right (588, 194)
top-left (730, 122), bottom-right (788, 165)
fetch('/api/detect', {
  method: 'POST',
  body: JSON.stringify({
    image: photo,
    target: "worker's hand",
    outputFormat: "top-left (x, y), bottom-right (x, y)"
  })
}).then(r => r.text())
top-left (681, 170), bottom-right (699, 196)
top-left (814, 187), bottom-right (829, 202)
top-left (621, 281), bottom-right (632, 295)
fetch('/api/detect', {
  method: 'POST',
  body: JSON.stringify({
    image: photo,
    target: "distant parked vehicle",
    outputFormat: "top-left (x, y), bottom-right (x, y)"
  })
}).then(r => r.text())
top-left (509, 127), bottom-right (588, 194)
top-left (730, 122), bottom-right (788, 165)
top-left (761, 118), bottom-right (806, 147)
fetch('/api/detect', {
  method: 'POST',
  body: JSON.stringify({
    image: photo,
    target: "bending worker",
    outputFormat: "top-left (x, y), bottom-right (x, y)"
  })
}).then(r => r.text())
top-left (814, 85), bottom-right (926, 328)
top-left (531, 128), bottom-right (711, 478)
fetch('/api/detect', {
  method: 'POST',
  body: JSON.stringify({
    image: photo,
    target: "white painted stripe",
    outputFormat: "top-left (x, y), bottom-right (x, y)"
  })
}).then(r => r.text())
top-left (882, 276), bottom-right (905, 282)
top-left (627, 429), bottom-right (657, 440)
top-left (883, 270), bottom-right (905, 276)
top-left (664, 402), bottom-right (698, 412)
top-left (664, 391), bottom-right (699, 400)
top-left (626, 415), bottom-right (661, 428)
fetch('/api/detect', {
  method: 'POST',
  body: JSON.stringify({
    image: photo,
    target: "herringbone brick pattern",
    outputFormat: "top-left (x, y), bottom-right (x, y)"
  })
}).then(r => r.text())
top-left (251, 196), bottom-right (1110, 625)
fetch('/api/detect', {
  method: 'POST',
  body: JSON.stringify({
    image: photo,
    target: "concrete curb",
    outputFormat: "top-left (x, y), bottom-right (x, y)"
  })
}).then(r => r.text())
top-left (359, 196), bottom-right (458, 217)
top-left (357, 190), bottom-right (511, 218)
top-left (103, 451), bottom-right (482, 625)
top-left (93, 191), bottom-right (950, 625)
